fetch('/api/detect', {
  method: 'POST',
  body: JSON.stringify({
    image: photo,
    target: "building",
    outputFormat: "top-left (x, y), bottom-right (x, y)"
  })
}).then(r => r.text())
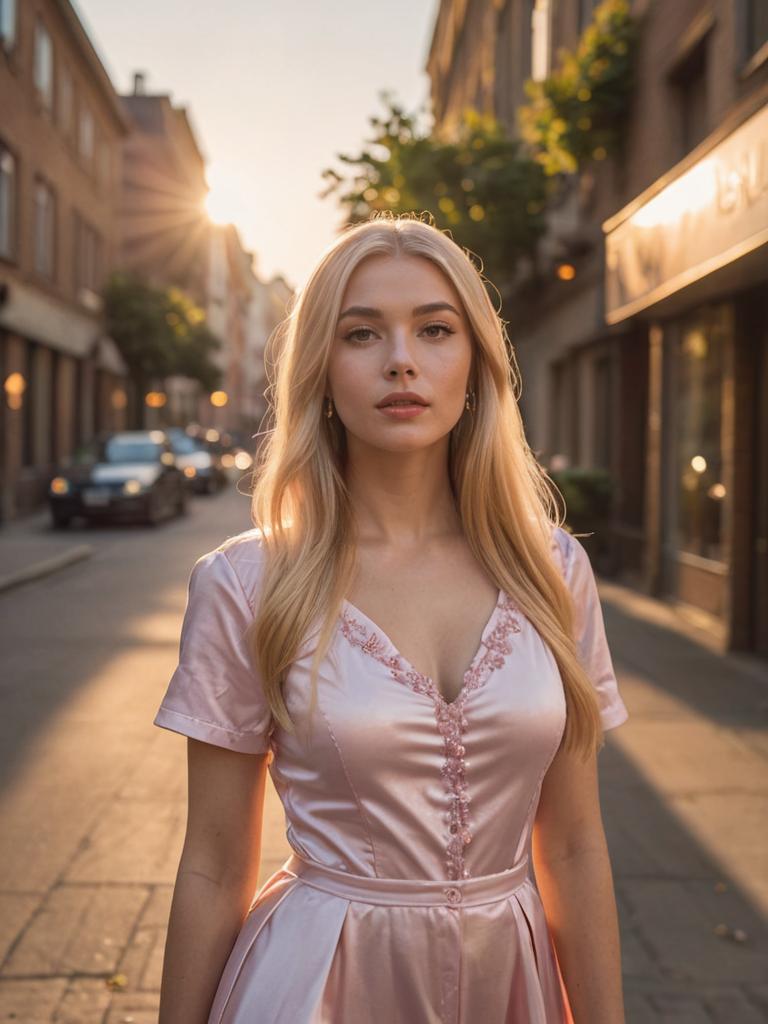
top-left (427, 0), bottom-right (768, 658)
top-left (0, 0), bottom-right (130, 522)
top-left (205, 223), bottom-right (292, 439)
top-left (118, 73), bottom-right (210, 305)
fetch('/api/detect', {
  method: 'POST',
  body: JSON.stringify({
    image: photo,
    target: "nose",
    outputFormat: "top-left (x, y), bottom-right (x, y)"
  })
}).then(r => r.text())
top-left (384, 329), bottom-right (418, 379)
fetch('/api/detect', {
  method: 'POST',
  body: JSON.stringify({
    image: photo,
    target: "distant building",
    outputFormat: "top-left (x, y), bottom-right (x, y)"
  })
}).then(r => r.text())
top-left (118, 73), bottom-right (210, 305)
top-left (0, 0), bottom-right (130, 521)
top-left (204, 223), bottom-right (292, 439)
top-left (427, 0), bottom-right (768, 658)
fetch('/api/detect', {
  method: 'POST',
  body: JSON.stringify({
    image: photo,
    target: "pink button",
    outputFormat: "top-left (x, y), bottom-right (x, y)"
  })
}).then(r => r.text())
top-left (443, 887), bottom-right (462, 905)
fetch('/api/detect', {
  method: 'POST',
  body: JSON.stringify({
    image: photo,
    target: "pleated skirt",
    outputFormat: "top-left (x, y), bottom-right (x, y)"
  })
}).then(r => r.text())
top-left (208, 852), bottom-right (573, 1023)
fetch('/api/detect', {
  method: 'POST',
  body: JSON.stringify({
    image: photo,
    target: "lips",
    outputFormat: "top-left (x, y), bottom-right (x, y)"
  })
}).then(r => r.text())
top-left (376, 392), bottom-right (429, 408)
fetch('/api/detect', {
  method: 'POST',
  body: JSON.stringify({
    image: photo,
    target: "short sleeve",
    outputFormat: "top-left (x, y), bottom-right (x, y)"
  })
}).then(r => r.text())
top-left (153, 548), bottom-right (273, 753)
top-left (557, 528), bottom-right (629, 731)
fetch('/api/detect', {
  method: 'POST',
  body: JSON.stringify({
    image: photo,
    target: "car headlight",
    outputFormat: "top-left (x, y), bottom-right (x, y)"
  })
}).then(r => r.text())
top-left (122, 479), bottom-right (145, 495)
top-left (50, 477), bottom-right (71, 495)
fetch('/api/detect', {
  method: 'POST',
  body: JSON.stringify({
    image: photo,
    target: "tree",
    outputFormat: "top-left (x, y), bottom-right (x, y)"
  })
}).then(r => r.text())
top-left (320, 96), bottom-right (551, 305)
top-left (103, 274), bottom-right (223, 426)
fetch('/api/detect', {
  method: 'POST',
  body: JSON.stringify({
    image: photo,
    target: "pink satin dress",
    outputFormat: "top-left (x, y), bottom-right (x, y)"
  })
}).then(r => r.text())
top-left (154, 525), bottom-right (629, 1023)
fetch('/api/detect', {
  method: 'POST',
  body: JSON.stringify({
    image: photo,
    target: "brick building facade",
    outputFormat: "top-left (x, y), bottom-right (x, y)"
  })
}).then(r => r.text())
top-left (0, 0), bottom-right (129, 521)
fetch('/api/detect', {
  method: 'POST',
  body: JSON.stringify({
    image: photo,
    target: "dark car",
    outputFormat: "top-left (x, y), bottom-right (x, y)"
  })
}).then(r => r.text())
top-left (48, 430), bottom-right (188, 528)
top-left (165, 427), bottom-right (227, 495)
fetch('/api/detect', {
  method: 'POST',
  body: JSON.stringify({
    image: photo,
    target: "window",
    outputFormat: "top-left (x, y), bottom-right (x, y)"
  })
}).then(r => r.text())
top-left (59, 65), bottom-right (74, 137)
top-left (97, 140), bottom-right (111, 191)
top-left (531, 0), bottom-right (552, 82)
top-left (746, 0), bottom-right (768, 57)
top-left (34, 178), bottom-right (56, 279)
top-left (78, 105), bottom-right (94, 164)
top-left (0, 142), bottom-right (16, 260)
top-left (0, 0), bottom-right (17, 50)
top-left (74, 212), bottom-right (101, 297)
top-left (34, 20), bottom-right (54, 110)
top-left (669, 36), bottom-right (709, 157)
top-left (673, 304), bottom-right (731, 562)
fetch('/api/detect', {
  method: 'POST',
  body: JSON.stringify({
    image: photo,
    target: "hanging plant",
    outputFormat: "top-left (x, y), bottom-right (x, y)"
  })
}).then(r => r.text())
top-left (518, 0), bottom-right (638, 176)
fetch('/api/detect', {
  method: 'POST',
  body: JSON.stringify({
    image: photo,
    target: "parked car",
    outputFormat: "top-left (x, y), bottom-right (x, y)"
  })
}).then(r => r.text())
top-left (165, 427), bottom-right (227, 495)
top-left (48, 430), bottom-right (188, 528)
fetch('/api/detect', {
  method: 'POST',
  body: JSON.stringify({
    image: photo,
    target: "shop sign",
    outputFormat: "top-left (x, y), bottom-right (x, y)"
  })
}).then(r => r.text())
top-left (604, 102), bottom-right (768, 323)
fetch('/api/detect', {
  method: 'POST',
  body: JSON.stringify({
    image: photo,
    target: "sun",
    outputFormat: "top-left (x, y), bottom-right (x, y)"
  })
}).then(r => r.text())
top-left (204, 163), bottom-right (243, 226)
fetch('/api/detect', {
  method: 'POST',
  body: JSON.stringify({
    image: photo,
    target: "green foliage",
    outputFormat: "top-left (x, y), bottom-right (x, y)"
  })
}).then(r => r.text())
top-left (320, 95), bottom-right (551, 297)
top-left (103, 274), bottom-right (222, 392)
top-left (518, 0), bottom-right (637, 176)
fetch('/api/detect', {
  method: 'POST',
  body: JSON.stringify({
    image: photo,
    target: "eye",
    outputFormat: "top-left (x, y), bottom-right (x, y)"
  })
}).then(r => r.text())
top-left (421, 321), bottom-right (455, 339)
top-left (343, 326), bottom-right (377, 343)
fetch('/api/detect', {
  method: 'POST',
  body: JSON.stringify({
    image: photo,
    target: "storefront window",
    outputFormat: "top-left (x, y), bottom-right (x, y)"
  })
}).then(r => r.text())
top-left (673, 304), bottom-right (730, 562)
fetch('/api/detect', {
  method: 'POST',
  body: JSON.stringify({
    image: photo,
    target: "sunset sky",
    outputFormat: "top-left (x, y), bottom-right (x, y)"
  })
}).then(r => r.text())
top-left (75, 0), bottom-right (438, 290)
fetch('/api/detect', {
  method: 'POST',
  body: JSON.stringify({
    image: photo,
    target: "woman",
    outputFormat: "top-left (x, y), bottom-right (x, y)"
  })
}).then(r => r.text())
top-left (154, 213), bottom-right (629, 1023)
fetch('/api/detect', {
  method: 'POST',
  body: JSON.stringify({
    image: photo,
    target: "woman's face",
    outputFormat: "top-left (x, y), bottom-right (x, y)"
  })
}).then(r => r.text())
top-left (326, 254), bottom-right (474, 455)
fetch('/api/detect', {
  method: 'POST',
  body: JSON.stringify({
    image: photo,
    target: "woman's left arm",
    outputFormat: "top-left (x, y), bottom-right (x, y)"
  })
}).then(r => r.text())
top-left (532, 740), bottom-right (625, 1024)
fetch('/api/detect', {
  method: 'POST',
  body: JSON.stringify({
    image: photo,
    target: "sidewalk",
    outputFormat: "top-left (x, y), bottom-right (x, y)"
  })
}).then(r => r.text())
top-left (596, 579), bottom-right (768, 1022)
top-left (0, 509), bottom-right (94, 593)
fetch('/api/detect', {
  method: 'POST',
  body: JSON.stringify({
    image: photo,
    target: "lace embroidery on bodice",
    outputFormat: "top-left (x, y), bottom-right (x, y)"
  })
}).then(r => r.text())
top-left (339, 593), bottom-right (522, 879)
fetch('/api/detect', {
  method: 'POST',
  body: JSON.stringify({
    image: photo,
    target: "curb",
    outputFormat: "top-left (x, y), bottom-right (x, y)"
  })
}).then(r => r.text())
top-left (0, 544), bottom-right (94, 594)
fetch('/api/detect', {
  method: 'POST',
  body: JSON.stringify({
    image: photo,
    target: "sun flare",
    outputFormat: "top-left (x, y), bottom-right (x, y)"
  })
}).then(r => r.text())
top-left (204, 163), bottom-right (244, 226)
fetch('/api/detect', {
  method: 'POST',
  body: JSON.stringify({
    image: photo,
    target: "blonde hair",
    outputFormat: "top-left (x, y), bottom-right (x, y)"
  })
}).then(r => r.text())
top-left (248, 212), bottom-right (603, 759)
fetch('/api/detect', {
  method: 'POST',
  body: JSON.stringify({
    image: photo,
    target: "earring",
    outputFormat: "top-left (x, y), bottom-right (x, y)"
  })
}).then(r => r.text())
top-left (325, 396), bottom-right (334, 419)
top-left (465, 389), bottom-right (476, 413)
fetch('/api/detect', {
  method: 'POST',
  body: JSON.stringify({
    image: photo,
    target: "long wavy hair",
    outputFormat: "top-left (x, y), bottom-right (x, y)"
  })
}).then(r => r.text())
top-left (247, 212), bottom-right (603, 759)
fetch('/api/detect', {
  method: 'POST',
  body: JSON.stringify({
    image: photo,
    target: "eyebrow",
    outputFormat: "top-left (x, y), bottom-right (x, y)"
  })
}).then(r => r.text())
top-left (337, 301), bottom-right (461, 321)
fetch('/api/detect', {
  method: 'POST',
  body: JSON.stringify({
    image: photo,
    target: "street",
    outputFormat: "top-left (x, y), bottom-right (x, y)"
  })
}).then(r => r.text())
top-left (0, 486), bottom-right (766, 1022)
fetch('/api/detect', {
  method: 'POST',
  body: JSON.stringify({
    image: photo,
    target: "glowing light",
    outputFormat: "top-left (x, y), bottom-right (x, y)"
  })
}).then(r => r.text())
top-left (111, 387), bottom-right (127, 410)
top-left (145, 392), bottom-right (167, 408)
top-left (4, 371), bottom-right (26, 410)
top-left (691, 455), bottom-right (707, 473)
top-left (556, 263), bottom-right (576, 281)
top-left (204, 163), bottom-right (246, 226)
top-left (210, 391), bottom-right (228, 408)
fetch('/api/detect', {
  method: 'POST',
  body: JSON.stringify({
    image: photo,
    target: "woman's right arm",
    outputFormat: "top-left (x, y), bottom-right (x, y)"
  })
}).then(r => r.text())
top-left (158, 738), bottom-right (270, 1024)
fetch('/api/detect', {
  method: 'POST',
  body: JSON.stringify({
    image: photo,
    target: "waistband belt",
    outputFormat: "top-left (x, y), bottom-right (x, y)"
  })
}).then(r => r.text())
top-left (281, 851), bottom-right (531, 908)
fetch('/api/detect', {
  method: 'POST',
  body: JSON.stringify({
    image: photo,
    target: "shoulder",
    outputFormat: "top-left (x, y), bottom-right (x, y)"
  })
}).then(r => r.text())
top-left (549, 524), bottom-right (575, 578)
top-left (191, 529), bottom-right (268, 615)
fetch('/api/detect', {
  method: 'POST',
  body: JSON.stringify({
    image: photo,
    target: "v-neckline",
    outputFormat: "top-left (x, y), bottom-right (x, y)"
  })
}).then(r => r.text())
top-left (340, 589), bottom-right (506, 707)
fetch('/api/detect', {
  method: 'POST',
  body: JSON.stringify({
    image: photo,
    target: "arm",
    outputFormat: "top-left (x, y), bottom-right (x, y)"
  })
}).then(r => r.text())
top-left (532, 741), bottom-right (625, 1024)
top-left (158, 740), bottom-right (270, 1024)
